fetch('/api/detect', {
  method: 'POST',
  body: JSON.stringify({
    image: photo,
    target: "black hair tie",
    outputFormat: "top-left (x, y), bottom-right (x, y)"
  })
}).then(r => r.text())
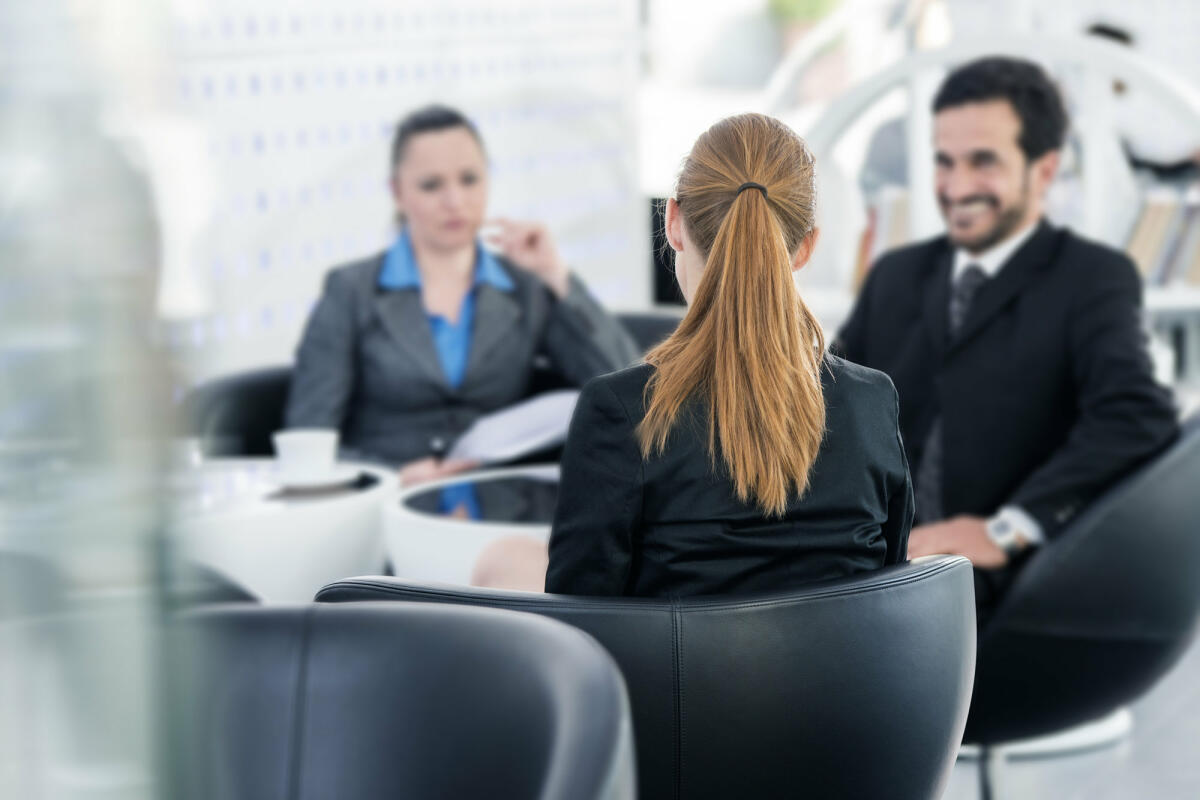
top-left (736, 181), bottom-right (768, 199)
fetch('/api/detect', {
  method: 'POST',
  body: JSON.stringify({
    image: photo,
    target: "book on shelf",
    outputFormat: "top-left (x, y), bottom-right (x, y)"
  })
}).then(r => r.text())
top-left (1163, 203), bottom-right (1200, 286)
top-left (1125, 191), bottom-right (1183, 285)
top-left (1181, 211), bottom-right (1200, 287)
top-left (863, 186), bottom-right (910, 271)
top-left (851, 207), bottom-right (877, 294)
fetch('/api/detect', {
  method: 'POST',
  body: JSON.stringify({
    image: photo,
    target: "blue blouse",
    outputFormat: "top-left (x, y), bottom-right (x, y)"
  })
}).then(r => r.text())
top-left (377, 229), bottom-right (515, 389)
top-left (437, 480), bottom-right (483, 520)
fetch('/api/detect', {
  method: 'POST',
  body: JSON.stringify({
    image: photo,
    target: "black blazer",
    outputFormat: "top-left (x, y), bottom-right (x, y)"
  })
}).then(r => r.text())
top-left (545, 355), bottom-right (913, 598)
top-left (835, 220), bottom-right (1179, 536)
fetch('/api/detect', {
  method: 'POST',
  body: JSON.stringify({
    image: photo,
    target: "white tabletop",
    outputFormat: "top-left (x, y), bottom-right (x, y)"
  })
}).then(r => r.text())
top-left (172, 458), bottom-right (380, 517)
top-left (385, 464), bottom-right (560, 586)
top-left (171, 458), bottom-right (397, 603)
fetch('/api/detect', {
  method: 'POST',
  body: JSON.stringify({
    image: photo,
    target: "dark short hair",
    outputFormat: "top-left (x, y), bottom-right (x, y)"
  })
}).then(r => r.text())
top-left (389, 104), bottom-right (485, 171)
top-left (932, 56), bottom-right (1068, 162)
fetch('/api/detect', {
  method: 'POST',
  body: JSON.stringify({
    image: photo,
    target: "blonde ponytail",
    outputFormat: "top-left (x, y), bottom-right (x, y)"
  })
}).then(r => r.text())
top-left (638, 114), bottom-right (826, 516)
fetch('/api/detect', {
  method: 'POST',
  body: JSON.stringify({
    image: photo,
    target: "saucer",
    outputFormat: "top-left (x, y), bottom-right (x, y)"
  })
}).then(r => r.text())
top-left (277, 465), bottom-right (359, 490)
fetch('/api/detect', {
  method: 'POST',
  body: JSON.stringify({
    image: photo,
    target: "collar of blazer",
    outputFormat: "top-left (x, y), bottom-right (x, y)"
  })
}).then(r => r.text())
top-left (927, 219), bottom-right (1064, 363)
top-left (368, 254), bottom-right (524, 395)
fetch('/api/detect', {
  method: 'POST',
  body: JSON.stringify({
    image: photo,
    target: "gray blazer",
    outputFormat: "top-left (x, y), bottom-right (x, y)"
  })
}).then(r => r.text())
top-left (285, 252), bottom-right (639, 466)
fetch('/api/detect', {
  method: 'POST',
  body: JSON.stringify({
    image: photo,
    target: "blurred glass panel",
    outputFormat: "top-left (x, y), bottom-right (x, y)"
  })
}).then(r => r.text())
top-left (0, 1), bottom-right (172, 797)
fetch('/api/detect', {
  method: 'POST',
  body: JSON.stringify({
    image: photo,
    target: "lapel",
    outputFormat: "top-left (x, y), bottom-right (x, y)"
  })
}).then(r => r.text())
top-left (463, 283), bottom-right (522, 385)
top-left (945, 221), bottom-right (1060, 361)
top-left (372, 289), bottom-right (451, 394)
top-left (922, 242), bottom-right (954, 362)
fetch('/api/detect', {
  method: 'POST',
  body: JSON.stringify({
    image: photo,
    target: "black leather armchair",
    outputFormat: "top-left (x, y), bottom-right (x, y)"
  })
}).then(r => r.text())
top-left (966, 415), bottom-right (1200, 747)
top-left (617, 310), bottom-right (680, 352)
top-left (167, 603), bottom-right (634, 800)
top-left (317, 556), bottom-right (977, 800)
top-left (182, 365), bottom-right (291, 456)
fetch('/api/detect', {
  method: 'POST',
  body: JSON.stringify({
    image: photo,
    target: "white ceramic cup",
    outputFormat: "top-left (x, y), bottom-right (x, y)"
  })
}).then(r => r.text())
top-left (272, 429), bottom-right (338, 483)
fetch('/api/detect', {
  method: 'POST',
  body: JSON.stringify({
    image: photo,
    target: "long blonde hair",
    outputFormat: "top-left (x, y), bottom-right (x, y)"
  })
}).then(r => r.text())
top-left (639, 113), bottom-right (826, 517)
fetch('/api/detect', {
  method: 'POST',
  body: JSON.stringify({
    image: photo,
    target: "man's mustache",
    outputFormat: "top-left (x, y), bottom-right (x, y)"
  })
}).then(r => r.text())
top-left (939, 194), bottom-right (1000, 209)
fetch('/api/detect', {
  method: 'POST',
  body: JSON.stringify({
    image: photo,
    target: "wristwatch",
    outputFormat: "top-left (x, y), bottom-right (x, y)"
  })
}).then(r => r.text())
top-left (986, 515), bottom-right (1028, 556)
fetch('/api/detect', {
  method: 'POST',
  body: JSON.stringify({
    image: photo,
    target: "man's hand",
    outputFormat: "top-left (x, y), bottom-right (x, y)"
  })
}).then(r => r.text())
top-left (908, 515), bottom-right (1009, 568)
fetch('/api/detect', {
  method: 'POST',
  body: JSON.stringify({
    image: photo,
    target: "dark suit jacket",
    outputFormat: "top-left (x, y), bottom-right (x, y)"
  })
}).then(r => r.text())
top-left (285, 253), bottom-right (639, 465)
top-left (545, 356), bottom-right (913, 598)
top-left (835, 220), bottom-right (1179, 536)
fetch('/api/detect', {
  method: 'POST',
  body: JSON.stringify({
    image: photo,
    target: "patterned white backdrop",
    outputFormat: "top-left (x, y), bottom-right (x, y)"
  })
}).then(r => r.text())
top-left (166, 0), bottom-right (647, 381)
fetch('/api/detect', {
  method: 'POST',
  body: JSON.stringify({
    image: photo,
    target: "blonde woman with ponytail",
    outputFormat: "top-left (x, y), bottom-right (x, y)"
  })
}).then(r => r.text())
top-left (544, 114), bottom-right (913, 597)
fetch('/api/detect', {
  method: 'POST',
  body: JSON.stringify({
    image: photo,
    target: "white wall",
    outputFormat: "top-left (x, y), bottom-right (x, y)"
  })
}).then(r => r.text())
top-left (167, 0), bottom-right (647, 380)
top-left (947, 0), bottom-right (1200, 85)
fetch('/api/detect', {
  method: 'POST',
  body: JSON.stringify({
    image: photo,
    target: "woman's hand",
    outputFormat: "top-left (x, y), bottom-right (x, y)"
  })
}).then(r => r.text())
top-left (484, 218), bottom-right (570, 298)
top-left (398, 457), bottom-right (480, 487)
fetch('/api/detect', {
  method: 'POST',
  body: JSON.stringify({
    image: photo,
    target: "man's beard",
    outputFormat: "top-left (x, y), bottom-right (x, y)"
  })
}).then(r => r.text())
top-left (954, 200), bottom-right (1027, 254)
top-left (943, 174), bottom-right (1031, 254)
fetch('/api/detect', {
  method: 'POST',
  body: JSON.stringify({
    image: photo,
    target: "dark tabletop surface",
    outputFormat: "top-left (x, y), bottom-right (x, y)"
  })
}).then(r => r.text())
top-left (403, 474), bottom-right (560, 524)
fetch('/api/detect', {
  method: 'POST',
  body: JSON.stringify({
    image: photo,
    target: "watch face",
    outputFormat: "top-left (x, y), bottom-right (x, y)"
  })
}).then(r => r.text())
top-left (987, 519), bottom-right (1020, 552)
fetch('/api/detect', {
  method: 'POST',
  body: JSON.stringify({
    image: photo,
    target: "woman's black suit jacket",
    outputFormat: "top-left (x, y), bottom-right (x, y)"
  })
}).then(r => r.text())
top-left (545, 354), bottom-right (914, 598)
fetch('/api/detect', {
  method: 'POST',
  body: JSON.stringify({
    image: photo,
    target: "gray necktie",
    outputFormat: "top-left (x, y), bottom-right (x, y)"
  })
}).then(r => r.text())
top-left (914, 265), bottom-right (988, 523)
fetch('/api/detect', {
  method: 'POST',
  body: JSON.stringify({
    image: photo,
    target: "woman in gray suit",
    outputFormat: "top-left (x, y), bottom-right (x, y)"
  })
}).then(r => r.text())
top-left (285, 105), bottom-right (638, 482)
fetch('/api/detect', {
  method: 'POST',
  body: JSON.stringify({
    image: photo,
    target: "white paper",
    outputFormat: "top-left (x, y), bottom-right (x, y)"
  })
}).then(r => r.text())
top-left (447, 390), bottom-right (581, 464)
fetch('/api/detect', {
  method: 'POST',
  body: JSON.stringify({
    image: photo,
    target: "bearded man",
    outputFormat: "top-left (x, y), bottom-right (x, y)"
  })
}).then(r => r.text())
top-left (835, 56), bottom-right (1178, 623)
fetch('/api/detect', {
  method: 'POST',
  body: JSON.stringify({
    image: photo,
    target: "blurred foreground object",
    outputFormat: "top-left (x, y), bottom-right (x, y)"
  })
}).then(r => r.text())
top-left (1, 0), bottom-right (176, 797)
top-left (167, 603), bottom-right (634, 800)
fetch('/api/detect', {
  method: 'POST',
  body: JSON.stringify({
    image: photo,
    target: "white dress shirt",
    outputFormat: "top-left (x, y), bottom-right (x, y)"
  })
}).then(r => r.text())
top-left (952, 221), bottom-right (1039, 282)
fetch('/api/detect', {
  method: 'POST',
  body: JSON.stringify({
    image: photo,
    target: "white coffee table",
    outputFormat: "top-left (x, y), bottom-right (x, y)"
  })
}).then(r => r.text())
top-left (385, 465), bottom-right (559, 585)
top-left (171, 458), bottom-right (396, 603)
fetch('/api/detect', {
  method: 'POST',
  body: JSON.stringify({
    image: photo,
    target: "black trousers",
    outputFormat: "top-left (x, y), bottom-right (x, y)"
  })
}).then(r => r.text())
top-left (973, 549), bottom-right (1034, 631)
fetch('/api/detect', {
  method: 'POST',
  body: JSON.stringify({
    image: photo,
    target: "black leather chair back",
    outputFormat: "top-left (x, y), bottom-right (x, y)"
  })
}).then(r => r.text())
top-left (318, 556), bottom-right (976, 800)
top-left (617, 311), bottom-right (680, 353)
top-left (182, 365), bottom-right (291, 456)
top-left (967, 415), bottom-right (1200, 744)
top-left (168, 603), bottom-right (634, 800)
